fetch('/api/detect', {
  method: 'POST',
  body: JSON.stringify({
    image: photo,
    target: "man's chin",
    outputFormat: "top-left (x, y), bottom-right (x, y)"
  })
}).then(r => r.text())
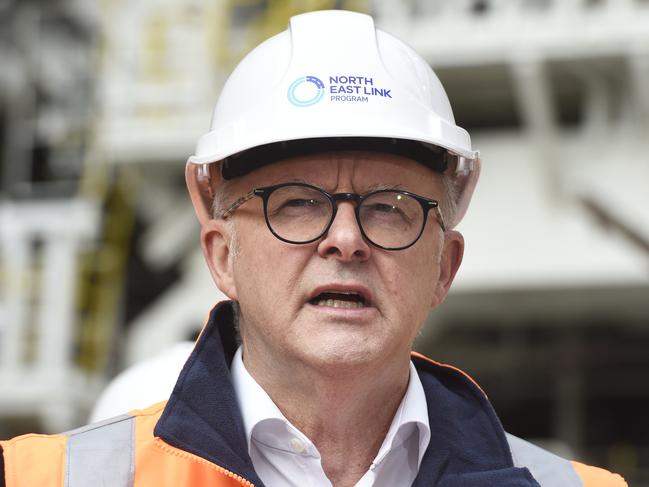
top-left (292, 339), bottom-right (390, 377)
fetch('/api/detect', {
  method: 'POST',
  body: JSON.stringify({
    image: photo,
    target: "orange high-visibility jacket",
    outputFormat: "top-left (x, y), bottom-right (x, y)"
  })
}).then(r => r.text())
top-left (1, 302), bottom-right (628, 486)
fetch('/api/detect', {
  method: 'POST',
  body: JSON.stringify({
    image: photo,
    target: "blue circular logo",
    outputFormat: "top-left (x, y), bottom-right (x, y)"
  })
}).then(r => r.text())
top-left (287, 76), bottom-right (325, 107)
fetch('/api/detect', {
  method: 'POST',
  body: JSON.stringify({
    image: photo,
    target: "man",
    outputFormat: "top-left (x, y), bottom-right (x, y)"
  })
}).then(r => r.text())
top-left (0, 10), bottom-right (627, 487)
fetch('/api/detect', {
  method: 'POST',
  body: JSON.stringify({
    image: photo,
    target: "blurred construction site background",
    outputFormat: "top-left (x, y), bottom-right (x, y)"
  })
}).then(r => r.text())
top-left (0, 0), bottom-right (648, 484)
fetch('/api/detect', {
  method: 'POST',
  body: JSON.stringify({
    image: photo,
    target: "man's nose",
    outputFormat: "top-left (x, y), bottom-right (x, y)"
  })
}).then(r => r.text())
top-left (316, 202), bottom-right (371, 262)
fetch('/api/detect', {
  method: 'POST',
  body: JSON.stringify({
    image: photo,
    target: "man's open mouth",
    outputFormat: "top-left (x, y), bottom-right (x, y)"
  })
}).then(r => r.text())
top-left (308, 291), bottom-right (368, 309)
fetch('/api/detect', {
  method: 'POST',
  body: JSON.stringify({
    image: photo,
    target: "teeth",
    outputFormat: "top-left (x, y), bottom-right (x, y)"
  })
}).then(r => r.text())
top-left (315, 299), bottom-right (365, 309)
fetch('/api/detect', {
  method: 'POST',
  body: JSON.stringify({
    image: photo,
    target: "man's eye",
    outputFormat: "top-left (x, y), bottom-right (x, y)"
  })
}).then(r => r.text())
top-left (285, 198), bottom-right (318, 207)
top-left (370, 203), bottom-right (399, 213)
top-left (272, 198), bottom-right (327, 216)
top-left (362, 202), bottom-right (414, 225)
top-left (365, 203), bottom-right (404, 217)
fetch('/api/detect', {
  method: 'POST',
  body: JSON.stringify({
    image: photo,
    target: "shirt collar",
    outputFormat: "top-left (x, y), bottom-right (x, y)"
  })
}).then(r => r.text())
top-left (231, 346), bottom-right (431, 468)
top-left (373, 360), bottom-right (431, 469)
top-left (231, 347), bottom-right (318, 456)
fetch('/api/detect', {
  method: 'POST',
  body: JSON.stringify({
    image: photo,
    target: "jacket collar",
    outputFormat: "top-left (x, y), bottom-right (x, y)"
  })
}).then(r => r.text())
top-left (154, 301), bottom-right (263, 485)
top-left (410, 355), bottom-right (539, 486)
top-left (155, 302), bottom-right (539, 486)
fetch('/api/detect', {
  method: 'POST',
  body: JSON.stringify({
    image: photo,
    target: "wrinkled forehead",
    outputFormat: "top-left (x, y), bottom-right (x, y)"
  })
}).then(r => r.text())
top-left (229, 150), bottom-right (445, 196)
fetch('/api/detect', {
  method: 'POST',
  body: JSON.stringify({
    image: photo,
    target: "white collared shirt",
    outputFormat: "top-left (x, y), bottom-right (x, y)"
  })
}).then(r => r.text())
top-left (231, 347), bottom-right (431, 487)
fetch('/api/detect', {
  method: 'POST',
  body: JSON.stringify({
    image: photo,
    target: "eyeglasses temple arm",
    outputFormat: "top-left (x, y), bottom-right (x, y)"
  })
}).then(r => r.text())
top-left (433, 206), bottom-right (446, 232)
top-left (220, 190), bottom-right (256, 219)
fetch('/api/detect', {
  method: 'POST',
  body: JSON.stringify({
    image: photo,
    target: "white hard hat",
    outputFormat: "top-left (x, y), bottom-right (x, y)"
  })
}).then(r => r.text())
top-left (186, 10), bottom-right (480, 228)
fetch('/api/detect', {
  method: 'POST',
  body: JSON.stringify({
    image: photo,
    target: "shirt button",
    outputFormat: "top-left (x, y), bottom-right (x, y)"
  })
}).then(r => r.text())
top-left (289, 437), bottom-right (306, 454)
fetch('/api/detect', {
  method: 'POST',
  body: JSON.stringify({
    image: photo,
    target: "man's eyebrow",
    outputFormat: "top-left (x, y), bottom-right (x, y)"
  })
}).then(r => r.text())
top-left (263, 180), bottom-right (407, 193)
top-left (365, 183), bottom-right (405, 192)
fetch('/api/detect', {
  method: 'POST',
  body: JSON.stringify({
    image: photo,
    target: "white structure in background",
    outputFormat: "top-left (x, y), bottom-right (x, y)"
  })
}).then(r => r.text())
top-left (0, 200), bottom-right (100, 432)
top-left (96, 0), bottom-right (228, 164)
top-left (92, 0), bottom-right (233, 366)
top-left (0, 0), bottom-right (104, 432)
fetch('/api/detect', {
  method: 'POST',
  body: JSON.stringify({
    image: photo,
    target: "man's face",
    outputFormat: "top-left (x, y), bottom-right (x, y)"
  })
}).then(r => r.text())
top-left (202, 151), bottom-right (463, 376)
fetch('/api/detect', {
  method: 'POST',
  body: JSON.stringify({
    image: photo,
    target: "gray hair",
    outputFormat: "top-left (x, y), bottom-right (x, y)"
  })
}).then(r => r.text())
top-left (439, 172), bottom-right (458, 230)
top-left (211, 179), bottom-right (232, 219)
top-left (211, 178), bottom-right (241, 257)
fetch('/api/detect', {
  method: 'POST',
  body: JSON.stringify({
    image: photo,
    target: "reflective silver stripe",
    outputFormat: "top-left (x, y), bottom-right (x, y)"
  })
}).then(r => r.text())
top-left (65, 414), bottom-right (135, 487)
top-left (506, 433), bottom-right (582, 486)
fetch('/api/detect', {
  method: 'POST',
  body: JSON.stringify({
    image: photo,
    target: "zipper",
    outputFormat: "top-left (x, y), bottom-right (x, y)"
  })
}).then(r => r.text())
top-left (154, 437), bottom-right (255, 486)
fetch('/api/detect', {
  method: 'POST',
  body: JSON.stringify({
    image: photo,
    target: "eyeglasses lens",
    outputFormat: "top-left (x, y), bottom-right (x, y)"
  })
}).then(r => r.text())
top-left (266, 185), bottom-right (333, 242)
top-left (359, 191), bottom-right (423, 249)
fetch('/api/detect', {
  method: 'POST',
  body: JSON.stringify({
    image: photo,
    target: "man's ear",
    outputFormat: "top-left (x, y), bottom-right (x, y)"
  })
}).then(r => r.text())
top-left (201, 219), bottom-right (238, 300)
top-left (431, 230), bottom-right (464, 308)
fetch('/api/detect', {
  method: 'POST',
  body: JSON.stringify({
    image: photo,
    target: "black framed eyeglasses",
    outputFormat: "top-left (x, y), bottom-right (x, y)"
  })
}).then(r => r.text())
top-left (220, 182), bottom-right (446, 251)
